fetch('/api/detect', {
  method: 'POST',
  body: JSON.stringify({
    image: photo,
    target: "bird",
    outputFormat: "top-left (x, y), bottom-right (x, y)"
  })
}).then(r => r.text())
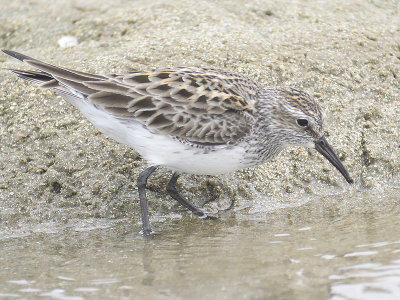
top-left (2, 49), bottom-right (353, 235)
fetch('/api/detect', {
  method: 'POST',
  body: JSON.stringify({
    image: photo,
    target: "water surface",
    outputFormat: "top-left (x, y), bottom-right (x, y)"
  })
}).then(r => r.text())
top-left (1, 190), bottom-right (399, 299)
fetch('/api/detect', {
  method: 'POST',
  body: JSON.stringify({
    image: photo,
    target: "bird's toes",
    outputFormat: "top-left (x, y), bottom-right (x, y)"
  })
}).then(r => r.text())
top-left (196, 212), bottom-right (218, 220)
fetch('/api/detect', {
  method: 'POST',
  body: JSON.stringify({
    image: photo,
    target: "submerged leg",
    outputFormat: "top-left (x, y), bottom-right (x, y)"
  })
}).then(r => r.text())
top-left (137, 165), bottom-right (158, 236)
top-left (166, 172), bottom-right (213, 219)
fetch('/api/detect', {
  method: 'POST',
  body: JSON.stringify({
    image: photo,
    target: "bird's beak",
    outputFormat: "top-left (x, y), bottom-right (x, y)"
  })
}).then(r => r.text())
top-left (314, 136), bottom-right (354, 184)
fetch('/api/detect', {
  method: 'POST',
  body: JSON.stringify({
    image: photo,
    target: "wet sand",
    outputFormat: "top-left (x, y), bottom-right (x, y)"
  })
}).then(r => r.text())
top-left (1, 0), bottom-right (399, 224)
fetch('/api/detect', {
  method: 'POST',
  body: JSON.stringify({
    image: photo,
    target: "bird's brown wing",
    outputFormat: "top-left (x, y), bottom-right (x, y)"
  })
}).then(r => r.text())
top-left (4, 50), bottom-right (259, 144)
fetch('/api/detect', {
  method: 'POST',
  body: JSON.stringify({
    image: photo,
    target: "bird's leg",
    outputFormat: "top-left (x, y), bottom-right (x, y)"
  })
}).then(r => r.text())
top-left (137, 165), bottom-right (158, 236)
top-left (166, 172), bottom-right (215, 219)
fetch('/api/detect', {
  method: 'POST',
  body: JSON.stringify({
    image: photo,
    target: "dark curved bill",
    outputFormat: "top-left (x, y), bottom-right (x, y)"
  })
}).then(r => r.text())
top-left (314, 136), bottom-right (354, 184)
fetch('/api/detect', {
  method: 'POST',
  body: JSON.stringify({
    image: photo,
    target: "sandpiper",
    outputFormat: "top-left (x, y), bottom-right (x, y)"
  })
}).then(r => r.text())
top-left (3, 50), bottom-right (353, 235)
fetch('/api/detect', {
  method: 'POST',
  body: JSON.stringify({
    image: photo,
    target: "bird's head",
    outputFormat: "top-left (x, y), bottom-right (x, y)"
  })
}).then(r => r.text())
top-left (263, 87), bottom-right (353, 184)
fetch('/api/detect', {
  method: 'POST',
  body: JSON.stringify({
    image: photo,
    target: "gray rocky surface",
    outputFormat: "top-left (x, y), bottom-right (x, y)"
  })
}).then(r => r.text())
top-left (1, 0), bottom-right (399, 226)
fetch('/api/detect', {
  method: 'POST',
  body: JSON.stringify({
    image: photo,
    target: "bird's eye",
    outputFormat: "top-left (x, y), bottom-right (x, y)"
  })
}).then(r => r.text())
top-left (296, 119), bottom-right (309, 127)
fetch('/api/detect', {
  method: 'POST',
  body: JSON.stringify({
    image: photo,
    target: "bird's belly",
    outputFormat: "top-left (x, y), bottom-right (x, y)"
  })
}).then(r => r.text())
top-left (123, 127), bottom-right (250, 175)
top-left (71, 99), bottom-right (251, 175)
top-left (157, 144), bottom-right (250, 175)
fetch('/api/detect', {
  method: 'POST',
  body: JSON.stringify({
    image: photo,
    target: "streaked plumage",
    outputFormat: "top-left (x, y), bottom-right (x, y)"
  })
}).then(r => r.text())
top-left (3, 50), bottom-right (353, 235)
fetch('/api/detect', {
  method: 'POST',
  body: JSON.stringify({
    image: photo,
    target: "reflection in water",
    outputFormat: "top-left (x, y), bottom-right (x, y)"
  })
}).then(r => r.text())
top-left (0, 191), bottom-right (399, 299)
top-left (141, 241), bottom-right (155, 286)
top-left (330, 260), bottom-right (400, 300)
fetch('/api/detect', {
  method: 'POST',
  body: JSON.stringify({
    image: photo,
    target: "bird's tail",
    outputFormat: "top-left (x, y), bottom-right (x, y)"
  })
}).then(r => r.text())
top-left (2, 49), bottom-right (104, 98)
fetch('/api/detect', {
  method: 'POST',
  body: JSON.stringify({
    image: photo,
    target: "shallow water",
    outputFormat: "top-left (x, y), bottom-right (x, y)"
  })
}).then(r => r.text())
top-left (1, 190), bottom-right (400, 299)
